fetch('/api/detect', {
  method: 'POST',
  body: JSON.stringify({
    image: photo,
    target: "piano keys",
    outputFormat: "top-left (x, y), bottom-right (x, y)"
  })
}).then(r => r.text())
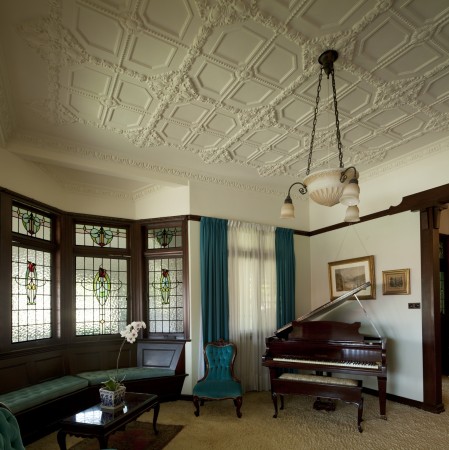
top-left (262, 282), bottom-right (387, 418)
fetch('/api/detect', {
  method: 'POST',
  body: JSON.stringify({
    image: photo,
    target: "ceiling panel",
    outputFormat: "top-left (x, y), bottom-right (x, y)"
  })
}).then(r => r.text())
top-left (0, 0), bottom-right (448, 197)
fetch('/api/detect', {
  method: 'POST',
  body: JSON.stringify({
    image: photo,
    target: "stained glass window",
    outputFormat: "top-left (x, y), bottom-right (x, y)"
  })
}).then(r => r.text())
top-left (12, 205), bottom-right (51, 241)
top-left (148, 227), bottom-right (182, 249)
top-left (75, 257), bottom-right (128, 335)
top-left (148, 257), bottom-right (183, 334)
top-left (75, 224), bottom-right (127, 248)
top-left (12, 246), bottom-right (52, 342)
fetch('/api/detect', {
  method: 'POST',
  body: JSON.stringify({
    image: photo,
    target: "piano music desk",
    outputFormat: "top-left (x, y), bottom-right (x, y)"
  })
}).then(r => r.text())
top-left (271, 373), bottom-right (364, 432)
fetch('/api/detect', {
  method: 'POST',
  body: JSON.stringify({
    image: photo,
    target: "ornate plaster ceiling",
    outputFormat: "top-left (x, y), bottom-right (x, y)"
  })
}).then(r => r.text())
top-left (0, 0), bottom-right (448, 198)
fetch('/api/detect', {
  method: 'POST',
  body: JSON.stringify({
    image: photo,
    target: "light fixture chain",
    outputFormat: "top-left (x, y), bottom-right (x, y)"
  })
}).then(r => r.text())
top-left (280, 50), bottom-right (359, 220)
top-left (330, 67), bottom-right (344, 168)
top-left (306, 67), bottom-right (323, 175)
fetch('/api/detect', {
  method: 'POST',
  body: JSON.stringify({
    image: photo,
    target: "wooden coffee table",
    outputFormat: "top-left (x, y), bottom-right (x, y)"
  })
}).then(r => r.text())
top-left (57, 392), bottom-right (159, 450)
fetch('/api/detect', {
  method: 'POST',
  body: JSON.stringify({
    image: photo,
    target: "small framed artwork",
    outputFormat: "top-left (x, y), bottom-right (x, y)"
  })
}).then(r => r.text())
top-left (328, 255), bottom-right (376, 300)
top-left (382, 269), bottom-right (410, 295)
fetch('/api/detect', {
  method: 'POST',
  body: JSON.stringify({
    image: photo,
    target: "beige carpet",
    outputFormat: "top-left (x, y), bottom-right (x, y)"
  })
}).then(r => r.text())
top-left (27, 378), bottom-right (449, 450)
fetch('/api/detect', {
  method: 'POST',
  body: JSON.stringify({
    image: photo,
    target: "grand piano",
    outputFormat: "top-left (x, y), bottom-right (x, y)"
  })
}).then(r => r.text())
top-left (262, 282), bottom-right (387, 418)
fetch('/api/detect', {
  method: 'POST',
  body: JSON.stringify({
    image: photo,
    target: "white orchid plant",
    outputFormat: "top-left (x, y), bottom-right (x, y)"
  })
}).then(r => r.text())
top-left (102, 320), bottom-right (146, 391)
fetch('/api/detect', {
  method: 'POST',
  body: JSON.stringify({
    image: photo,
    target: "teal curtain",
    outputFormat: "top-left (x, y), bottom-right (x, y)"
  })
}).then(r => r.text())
top-left (200, 217), bottom-right (229, 344)
top-left (275, 227), bottom-right (296, 328)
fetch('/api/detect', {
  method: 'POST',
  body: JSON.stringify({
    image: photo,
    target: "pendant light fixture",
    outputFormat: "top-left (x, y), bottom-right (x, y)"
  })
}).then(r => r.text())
top-left (280, 50), bottom-right (360, 222)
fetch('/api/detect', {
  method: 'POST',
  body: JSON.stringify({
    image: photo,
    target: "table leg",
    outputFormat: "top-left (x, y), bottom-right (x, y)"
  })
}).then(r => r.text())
top-left (98, 435), bottom-right (109, 449)
top-left (57, 430), bottom-right (67, 450)
top-left (153, 402), bottom-right (160, 434)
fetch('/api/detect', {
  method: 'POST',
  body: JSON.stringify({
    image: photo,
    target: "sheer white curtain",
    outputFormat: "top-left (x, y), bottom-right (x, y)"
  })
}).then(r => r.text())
top-left (227, 220), bottom-right (276, 392)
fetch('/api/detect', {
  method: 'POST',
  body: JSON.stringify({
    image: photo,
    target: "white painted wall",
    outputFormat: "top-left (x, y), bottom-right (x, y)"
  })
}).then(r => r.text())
top-left (309, 212), bottom-right (423, 400)
top-left (307, 139), bottom-right (449, 230)
top-left (2, 138), bottom-right (447, 401)
top-left (188, 180), bottom-right (310, 230)
top-left (182, 212), bottom-right (425, 400)
top-left (134, 185), bottom-right (190, 220)
top-left (295, 234), bottom-right (311, 317)
top-left (0, 150), bottom-right (137, 218)
top-left (184, 220), bottom-right (201, 395)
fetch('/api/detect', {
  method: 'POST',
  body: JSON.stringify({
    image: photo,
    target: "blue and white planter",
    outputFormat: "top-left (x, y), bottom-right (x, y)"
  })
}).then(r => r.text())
top-left (99, 385), bottom-right (126, 411)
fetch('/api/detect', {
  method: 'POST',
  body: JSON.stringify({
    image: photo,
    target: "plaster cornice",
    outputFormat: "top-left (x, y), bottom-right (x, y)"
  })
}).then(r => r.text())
top-left (13, 133), bottom-right (286, 198)
top-left (362, 136), bottom-right (449, 181)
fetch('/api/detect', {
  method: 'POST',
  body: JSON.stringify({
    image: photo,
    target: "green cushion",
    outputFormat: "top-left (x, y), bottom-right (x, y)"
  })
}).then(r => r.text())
top-left (0, 407), bottom-right (25, 450)
top-left (193, 379), bottom-right (242, 399)
top-left (0, 376), bottom-right (88, 414)
top-left (76, 367), bottom-right (175, 386)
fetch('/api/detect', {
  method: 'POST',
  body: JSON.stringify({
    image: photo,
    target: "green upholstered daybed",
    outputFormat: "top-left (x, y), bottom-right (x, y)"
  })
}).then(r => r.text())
top-left (0, 341), bottom-right (187, 445)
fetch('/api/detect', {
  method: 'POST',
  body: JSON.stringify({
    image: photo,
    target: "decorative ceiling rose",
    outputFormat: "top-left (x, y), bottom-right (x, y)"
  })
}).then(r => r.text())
top-left (280, 49), bottom-right (360, 222)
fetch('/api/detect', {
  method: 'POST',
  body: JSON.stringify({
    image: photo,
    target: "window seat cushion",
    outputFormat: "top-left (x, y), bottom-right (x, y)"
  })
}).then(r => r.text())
top-left (76, 367), bottom-right (175, 386)
top-left (0, 376), bottom-right (88, 414)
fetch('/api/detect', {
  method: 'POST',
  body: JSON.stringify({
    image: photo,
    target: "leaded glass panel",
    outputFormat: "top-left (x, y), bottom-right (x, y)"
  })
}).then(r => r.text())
top-left (12, 205), bottom-right (51, 241)
top-left (12, 246), bottom-right (52, 342)
top-left (75, 224), bottom-right (127, 249)
top-left (148, 227), bottom-right (182, 249)
top-left (148, 257), bottom-right (183, 333)
top-left (75, 257), bottom-right (128, 335)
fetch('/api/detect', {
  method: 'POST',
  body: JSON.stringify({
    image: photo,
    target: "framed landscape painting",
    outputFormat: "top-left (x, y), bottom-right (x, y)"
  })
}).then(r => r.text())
top-left (328, 255), bottom-right (376, 300)
top-left (382, 269), bottom-right (410, 295)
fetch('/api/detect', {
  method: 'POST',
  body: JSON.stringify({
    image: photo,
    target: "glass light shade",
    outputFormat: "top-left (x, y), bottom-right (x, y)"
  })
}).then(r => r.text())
top-left (303, 168), bottom-right (347, 207)
top-left (280, 200), bottom-right (295, 219)
top-left (340, 179), bottom-right (360, 206)
top-left (344, 205), bottom-right (360, 223)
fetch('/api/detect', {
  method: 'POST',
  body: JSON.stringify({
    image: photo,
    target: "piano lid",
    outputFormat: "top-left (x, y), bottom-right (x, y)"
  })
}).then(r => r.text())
top-left (275, 282), bottom-right (375, 338)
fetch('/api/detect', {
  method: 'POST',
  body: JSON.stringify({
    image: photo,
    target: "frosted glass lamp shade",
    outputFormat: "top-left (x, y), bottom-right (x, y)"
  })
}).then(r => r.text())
top-left (280, 198), bottom-right (295, 219)
top-left (344, 205), bottom-right (360, 223)
top-left (340, 179), bottom-right (360, 206)
top-left (303, 168), bottom-right (346, 207)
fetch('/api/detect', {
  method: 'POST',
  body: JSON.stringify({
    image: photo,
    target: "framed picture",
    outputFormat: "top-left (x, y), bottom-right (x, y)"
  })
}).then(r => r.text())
top-left (328, 255), bottom-right (376, 300)
top-left (382, 269), bottom-right (410, 295)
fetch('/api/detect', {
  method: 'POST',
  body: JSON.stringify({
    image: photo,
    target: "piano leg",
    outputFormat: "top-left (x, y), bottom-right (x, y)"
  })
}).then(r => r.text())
top-left (378, 376), bottom-right (387, 419)
top-left (357, 397), bottom-right (364, 432)
top-left (271, 392), bottom-right (279, 418)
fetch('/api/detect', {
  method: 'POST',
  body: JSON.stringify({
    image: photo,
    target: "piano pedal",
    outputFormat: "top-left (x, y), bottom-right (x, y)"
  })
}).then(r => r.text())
top-left (313, 398), bottom-right (336, 412)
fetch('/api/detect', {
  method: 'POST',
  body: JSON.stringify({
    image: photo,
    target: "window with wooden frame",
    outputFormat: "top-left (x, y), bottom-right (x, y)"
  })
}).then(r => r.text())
top-left (74, 222), bottom-right (130, 336)
top-left (144, 218), bottom-right (189, 339)
top-left (11, 203), bottom-right (55, 343)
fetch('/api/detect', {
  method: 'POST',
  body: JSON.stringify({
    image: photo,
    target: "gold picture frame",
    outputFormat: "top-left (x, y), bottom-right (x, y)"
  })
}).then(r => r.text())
top-left (382, 269), bottom-right (410, 295)
top-left (328, 255), bottom-right (376, 300)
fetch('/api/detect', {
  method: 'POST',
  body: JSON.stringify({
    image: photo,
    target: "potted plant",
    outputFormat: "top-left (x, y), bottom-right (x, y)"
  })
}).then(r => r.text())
top-left (99, 320), bottom-right (146, 411)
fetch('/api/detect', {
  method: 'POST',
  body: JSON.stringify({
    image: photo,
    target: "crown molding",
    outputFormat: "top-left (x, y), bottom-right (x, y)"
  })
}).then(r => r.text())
top-left (13, 133), bottom-right (285, 198)
top-left (362, 136), bottom-right (449, 181)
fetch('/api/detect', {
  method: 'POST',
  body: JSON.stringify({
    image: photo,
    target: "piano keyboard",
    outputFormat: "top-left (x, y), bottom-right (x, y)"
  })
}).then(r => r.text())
top-left (273, 357), bottom-right (380, 370)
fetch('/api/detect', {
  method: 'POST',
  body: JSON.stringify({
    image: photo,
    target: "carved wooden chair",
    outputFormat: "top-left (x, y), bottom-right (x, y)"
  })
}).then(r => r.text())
top-left (193, 340), bottom-right (243, 418)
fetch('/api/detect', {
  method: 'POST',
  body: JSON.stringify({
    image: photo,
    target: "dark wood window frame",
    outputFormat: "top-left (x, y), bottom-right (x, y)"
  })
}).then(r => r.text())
top-left (71, 216), bottom-right (132, 340)
top-left (0, 193), bottom-right (61, 354)
top-left (140, 217), bottom-right (190, 340)
top-left (0, 188), bottom-right (191, 359)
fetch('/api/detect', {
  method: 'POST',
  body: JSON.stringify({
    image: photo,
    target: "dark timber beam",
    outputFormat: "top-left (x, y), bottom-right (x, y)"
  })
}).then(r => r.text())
top-left (420, 206), bottom-right (445, 413)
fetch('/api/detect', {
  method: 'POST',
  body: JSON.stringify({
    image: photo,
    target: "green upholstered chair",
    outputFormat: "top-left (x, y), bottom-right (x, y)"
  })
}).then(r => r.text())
top-left (193, 340), bottom-right (243, 418)
top-left (0, 402), bottom-right (25, 450)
